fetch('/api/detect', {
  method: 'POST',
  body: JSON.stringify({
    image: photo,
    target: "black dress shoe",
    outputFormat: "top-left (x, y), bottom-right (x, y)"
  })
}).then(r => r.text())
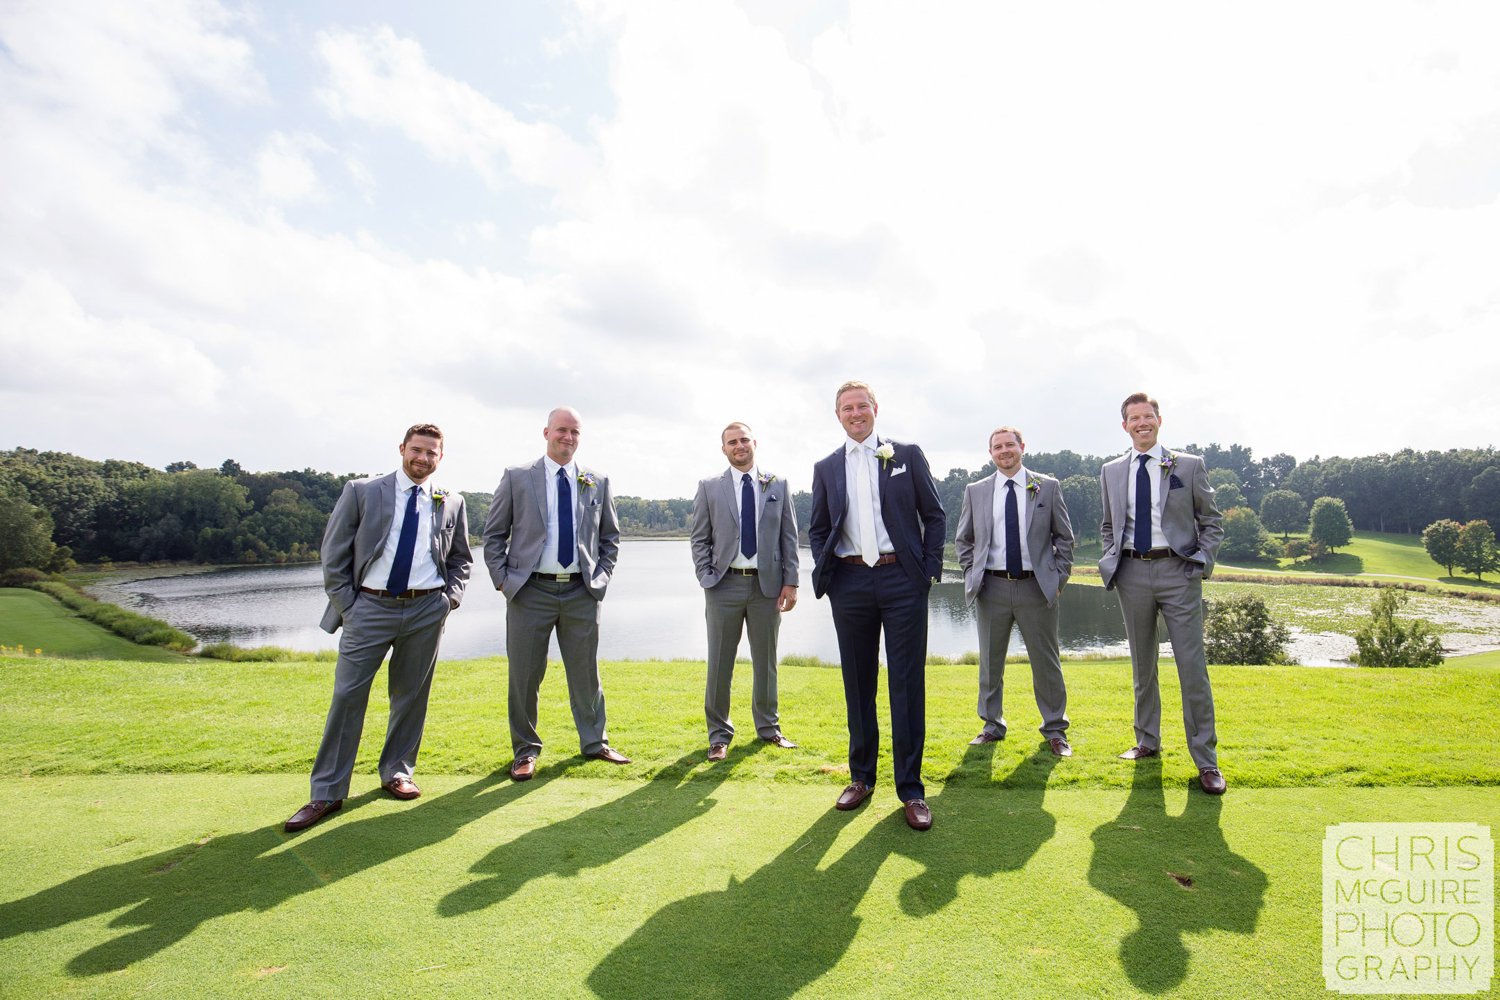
top-left (284, 799), bottom-right (342, 832)
top-left (1118, 745), bottom-right (1159, 760)
top-left (761, 734), bottom-right (798, 749)
top-left (835, 782), bottom-right (873, 810)
top-left (1198, 768), bottom-right (1227, 795)
top-left (586, 746), bottom-right (632, 765)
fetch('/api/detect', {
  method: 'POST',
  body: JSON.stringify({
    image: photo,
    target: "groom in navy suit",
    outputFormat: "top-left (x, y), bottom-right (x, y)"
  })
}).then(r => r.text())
top-left (809, 381), bottom-right (946, 830)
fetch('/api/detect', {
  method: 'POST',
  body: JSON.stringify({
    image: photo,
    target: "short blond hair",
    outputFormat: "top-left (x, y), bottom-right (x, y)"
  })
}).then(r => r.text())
top-left (834, 380), bottom-right (877, 410)
top-left (989, 426), bottom-right (1024, 448)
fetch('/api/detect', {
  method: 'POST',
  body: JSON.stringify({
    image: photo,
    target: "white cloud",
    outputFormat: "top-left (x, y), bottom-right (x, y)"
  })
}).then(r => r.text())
top-left (255, 132), bottom-right (328, 204)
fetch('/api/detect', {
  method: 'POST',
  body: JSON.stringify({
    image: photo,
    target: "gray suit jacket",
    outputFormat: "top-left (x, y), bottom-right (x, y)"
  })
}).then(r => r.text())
top-left (319, 472), bottom-right (473, 633)
top-left (955, 471), bottom-right (1074, 607)
top-left (689, 469), bottom-right (800, 598)
top-left (482, 458), bottom-right (620, 601)
top-left (1098, 448), bottom-right (1224, 589)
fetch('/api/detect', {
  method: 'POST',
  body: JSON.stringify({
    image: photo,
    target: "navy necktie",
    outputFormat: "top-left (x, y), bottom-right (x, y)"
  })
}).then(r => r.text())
top-left (557, 468), bottom-right (574, 567)
top-left (740, 473), bottom-right (757, 559)
top-left (1004, 479), bottom-right (1022, 575)
top-left (386, 485), bottom-right (420, 594)
top-left (1134, 454), bottom-right (1153, 554)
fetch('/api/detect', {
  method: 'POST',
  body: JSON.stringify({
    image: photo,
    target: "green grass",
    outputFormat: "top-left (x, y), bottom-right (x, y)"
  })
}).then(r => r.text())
top-left (0, 589), bottom-right (188, 662)
top-left (1223, 529), bottom-right (1500, 589)
top-left (3, 656), bottom-right (1498, 998)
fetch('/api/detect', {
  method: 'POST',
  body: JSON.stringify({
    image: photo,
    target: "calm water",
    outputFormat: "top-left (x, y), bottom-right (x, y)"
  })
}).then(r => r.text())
top-left (94, 538), bottom-right (1134, 661)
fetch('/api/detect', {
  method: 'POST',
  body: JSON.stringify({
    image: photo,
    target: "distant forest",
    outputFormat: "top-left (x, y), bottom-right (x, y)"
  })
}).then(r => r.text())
top-left (2, 444), bottom-right (1497, 570)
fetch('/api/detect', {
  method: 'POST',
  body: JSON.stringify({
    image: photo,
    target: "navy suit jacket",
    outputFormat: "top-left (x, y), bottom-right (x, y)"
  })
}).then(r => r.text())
top-left (808, 438), bottom-right (946, 598)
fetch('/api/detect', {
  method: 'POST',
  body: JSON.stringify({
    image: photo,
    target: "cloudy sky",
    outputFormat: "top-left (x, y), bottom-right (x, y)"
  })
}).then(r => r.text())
top-left (3, 1), bottom-right (1498, 498)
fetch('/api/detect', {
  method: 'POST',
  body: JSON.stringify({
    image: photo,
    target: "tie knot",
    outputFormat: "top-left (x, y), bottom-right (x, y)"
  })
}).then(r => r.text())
top-left (557, 467), bottom-right (568, 481)
top-left (1138, 454), bottom-right (1151, 468)
top-left (1006, 479), bottom-right (1017, 491)
top-left (743, 473), bottom-right (752, 484)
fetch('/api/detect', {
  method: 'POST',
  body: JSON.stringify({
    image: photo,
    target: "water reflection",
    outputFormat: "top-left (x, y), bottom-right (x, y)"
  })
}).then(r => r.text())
top-left (93, 539), bottom-right (1132, 661)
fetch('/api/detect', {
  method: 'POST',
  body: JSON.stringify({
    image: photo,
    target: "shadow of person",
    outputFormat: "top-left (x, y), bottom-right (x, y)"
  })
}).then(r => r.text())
top-left (891, 740), bottom-right (1061, 916)
top-left (1086, 760), bottom-right (1268, 994)
top-left (0, 763), bottom-right (563, 976)
top-left (586, 803), bottom-right (882, 1000)
top-left (438, 746), bottom-right (756, 917)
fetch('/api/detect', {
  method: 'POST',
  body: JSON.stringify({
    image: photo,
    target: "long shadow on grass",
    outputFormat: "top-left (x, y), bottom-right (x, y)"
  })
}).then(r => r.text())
top-left (1086, 761), bottom-right (1268, 993)
top-left (587, 741), bottom-right (1062, 999)
top-left (0, 763), bottom-right (569, 976)
top-left (438, 746), bottom-right (756, 916)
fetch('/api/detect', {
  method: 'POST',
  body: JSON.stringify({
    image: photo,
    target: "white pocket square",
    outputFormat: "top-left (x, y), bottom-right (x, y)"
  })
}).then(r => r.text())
top-left (890, 465), bottom-right (907, 477)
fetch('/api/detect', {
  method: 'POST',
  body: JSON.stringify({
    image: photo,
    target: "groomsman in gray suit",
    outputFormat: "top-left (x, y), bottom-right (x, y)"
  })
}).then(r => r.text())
top-left (483, 406), bottom-right (630, 781)
top-left (955, 426), bottom-right (1075, 756)
top-left (286, 423), bottom-right (473, 832)
top-left (690, 421), bottom-right (801, 762)
top-left (1099, 392), bottom-right (1226, 794)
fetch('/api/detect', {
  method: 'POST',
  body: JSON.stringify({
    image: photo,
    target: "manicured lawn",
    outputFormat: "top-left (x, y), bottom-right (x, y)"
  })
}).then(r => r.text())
top-left (1, 654), bottom-right (1497, 997)
top-left (1222, 530), bottom-right (1500, 589)
top-left (0, 588), bottom-right (188, 662)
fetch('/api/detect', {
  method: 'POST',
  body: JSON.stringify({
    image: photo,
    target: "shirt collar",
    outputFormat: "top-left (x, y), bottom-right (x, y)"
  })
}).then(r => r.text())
top-left (999, 466), bottom-right (1028, 487)
top-left (395, 468), bottom-right (431, 497)
top-left (544, 456), bottom-right (577, 480)
top-left (729, 465), bottom-right (759, 482)
top-left (1129, 444), bottom-right (1164, 463)
top-left (845, 435), bottom-right (879, 455)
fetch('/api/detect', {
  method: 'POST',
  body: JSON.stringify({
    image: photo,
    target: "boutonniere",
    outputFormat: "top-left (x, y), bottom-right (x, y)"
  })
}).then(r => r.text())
top-left (757, 472), bottom-right (776, 491)
top-left (577, 472), bottom-right (597, 490)
top-left (431, 488), bottom-right (448, 505)
top-left (1026, 479), bottom-right (1040, 498)
top-left (874, 442), bottom-right (896, 468)
top-left (1159, 451), bottom-right (1177, 478)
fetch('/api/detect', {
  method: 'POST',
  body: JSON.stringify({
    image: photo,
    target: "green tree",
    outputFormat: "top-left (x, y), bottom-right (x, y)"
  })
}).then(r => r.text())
top-left (1421, 519), bottom-right (1462, 576)
top-left (1464, 467), bottom-right (1500, 526)
top-left (1307, 496), bottom-right (1353, 554)
top-left (1204, 594), bottom-right (1291, 664)
top-left (0, 479), bottom-right (57, 571)
top-left (1352, 590), bottom-right (1444, 668)
top-left (1259, 490), bottom-right (1307, 540)
top-left (1219, 507), bottom-right (1269, 562)
top-left (1060, 474), bottom-right (1101, 542)
top-left (1455, 520), bottom-right (1499, 581)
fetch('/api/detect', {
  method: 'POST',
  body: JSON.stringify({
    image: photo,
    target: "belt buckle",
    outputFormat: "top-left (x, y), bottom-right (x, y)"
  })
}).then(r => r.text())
top-left (552, 573), bottom-right (572, 582)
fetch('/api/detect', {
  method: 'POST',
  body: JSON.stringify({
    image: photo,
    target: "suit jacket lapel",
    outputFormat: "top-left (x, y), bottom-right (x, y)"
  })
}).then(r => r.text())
top-left (1109, 458), bottom-right (1129, 536)
top-left (975, 474), bottom-right (996, 553)
top-left (529, 458), bottom-right (549, 521)
top-left (360, 473), bottom-right (398, 579)
top-left (831, 449), bottom-right (848, 526)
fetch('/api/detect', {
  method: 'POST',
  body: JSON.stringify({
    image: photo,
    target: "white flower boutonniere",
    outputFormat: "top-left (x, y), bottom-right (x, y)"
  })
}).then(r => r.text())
top-left (757, 472), bottom-right (776, 491)
top-left (577, 472), bottom-right (597, 490)
top-left (874, 442), bottom-right (896, 468)
top-left (1159, 451), bottom-right (1177, 478)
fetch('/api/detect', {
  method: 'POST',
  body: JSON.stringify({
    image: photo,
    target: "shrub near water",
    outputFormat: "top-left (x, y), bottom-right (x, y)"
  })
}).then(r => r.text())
top-left (1204, 593), bottom-right (1292, 665)
top-left (1352, 590), bottom-right (1445, 668)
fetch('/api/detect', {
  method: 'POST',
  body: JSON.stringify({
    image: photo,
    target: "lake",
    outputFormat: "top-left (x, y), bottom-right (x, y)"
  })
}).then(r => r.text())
top-left (92, 538), bottom-right (1135, 662)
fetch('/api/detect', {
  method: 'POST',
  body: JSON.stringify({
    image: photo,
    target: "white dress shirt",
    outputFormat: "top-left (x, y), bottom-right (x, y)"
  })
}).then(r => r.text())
top-left (986, 467), bottom-right (1034, 572)
top-left (836, 436), bottom-right (895, 558)
top-left (1122, 444), bottom-right (1166, 551)
top-left (537, 456), bottom-right (580, 574)
top-left (729, 465), bottom-right (762, 570)
top-left (365, 469), bottom-right (444, 591)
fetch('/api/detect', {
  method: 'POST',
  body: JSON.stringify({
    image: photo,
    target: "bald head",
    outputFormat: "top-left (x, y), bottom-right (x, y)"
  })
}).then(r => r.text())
top-left (543, 406), bottom-right (582, 464)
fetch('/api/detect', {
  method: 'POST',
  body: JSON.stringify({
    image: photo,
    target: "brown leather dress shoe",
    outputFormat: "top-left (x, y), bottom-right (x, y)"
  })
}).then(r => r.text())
top-left (835, 782), bottom-right (873, 810)
top-left (1118, 745), bottom-right (1159, 760)
top-left (284, 799), bottom-right (341, 832)
top-left (382, 776), bottom-right (421, 800)
top-left (761, 734), bottom-right (798, 749)
top-left (1198, 768), bottom-right (1227, 795)
top-left (968, 731), bottom-right (1003, 745)
top-left (586, 746), bottom-right (632, 765)
top-left (510, 756), bottom-right (537, 781)
top-left (1047, 737), bottom-right (1073, 758)
top-left (707, 743), bottom-right (728, 762)
top-left (903, 799), bottom-right (933, 831)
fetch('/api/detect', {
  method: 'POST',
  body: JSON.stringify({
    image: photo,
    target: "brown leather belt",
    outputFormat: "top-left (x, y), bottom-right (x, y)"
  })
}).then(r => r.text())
top-left (986, 569), bottom-right (1034, 579)
top-left (841, 554), bottom-right (898, 566)
top-left (360, 586), bottom-right (442, 599)
top-left (726, 568), bottom-right (758, 575)
top-left (1125, 548), bottom-right (1174, 560)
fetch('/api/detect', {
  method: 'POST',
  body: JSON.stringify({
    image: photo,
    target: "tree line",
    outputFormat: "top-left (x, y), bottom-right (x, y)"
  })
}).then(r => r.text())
top-left (2, 443), bottom-right (1496, 573)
